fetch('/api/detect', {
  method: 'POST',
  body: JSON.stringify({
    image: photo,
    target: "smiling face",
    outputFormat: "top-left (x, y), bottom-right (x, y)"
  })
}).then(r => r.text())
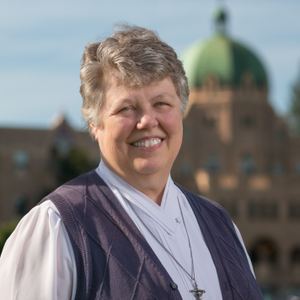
top-left (91, 74), bottom-right (183, 187)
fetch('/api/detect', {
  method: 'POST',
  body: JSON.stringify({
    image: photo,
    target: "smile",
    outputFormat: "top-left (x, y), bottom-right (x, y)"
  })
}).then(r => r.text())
top-left (132, 138), bottom-right (162, 147)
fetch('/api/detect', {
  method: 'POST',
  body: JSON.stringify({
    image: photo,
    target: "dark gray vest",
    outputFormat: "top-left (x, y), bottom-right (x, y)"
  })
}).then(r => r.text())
top-left (45, 170), bottom-right (263, 300)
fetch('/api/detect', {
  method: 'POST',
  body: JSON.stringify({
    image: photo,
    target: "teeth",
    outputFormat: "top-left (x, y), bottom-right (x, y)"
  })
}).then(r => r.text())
top-left (133, 138), bottom-right (162, 147)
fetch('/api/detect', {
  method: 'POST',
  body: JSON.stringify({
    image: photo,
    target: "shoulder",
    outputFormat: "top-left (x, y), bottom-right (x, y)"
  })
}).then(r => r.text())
top-left (48, 172), bottom-right (91, 198)
top-left (41, 170), bottom-right (113, 235)
top-left (176, 183), bottom-right (227, 213)
top-left (0, 200), bottom-right (76, 300)
top-left (42, 170), bottom-right (101, 209)
top-left (46, 169), bottom-right (104, 198)
top-left (175, 183), bottom-right (234, 228)
top-left (21, 200), bottom-right (62, 228)
top-left (1, 200), bottom-right (65, 258)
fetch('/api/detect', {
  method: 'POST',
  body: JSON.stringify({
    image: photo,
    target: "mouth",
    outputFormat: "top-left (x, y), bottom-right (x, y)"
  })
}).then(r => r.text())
top-left (131, 138), bottom-right (163, 148)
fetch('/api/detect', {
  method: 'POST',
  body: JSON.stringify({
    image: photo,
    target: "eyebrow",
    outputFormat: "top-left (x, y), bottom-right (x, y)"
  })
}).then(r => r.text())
top-left (113, 98), bottom-right (133, 107)
top-left (151, 93), bottom-right (176, 101)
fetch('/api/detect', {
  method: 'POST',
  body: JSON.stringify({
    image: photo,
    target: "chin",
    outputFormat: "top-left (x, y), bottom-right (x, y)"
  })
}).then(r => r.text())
top-left (132, 160), bottom-right (169, 176)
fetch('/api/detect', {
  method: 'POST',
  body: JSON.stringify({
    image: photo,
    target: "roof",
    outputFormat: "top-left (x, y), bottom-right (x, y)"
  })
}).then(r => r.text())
top-left (181, 8), bottom-right (268, 89)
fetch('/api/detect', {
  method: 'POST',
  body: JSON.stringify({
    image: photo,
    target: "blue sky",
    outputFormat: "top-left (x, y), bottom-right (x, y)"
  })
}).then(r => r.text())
top-left (0, 0), bottom-right (299, 129)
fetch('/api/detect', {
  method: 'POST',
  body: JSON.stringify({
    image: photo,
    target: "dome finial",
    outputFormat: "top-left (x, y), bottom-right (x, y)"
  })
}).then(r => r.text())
top-left (214, 7), bottom-right (228, 35)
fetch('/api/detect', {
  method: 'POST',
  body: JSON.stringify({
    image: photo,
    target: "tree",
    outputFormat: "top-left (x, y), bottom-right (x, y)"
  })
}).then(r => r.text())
top-left (288, 66), bottom-right (300, 136)
top-left (51, 146), bottom-right (95, 186)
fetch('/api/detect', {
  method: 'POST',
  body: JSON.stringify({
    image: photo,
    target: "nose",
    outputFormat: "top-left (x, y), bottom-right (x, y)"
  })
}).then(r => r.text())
top-left (136, 110), bottom-right (159, 130)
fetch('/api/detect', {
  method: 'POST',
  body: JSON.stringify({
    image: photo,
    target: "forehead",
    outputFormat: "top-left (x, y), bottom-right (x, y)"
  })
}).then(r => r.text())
top-left (103, 69), bottom-right (175, 92)
top-left (102, 68), bottom-right (175, 92)
top-left (104, 76), bottom-right (178, 106)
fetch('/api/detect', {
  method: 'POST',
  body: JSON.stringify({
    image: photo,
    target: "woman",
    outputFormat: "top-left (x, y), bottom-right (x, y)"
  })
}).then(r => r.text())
top-left (0, 24), bottom-right (263, 300)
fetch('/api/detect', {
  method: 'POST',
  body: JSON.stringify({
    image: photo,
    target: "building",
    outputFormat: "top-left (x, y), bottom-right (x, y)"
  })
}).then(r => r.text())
top-left (171, 9), bottom-right (300, 293)
top-left (0, 116), bottom-right (99, 224)
top-left (1, 8), bottom-right (299, 295)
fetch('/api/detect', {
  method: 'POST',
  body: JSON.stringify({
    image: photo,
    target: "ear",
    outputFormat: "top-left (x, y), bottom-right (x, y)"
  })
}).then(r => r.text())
top-left (89, 123), bottom-right (99, 142)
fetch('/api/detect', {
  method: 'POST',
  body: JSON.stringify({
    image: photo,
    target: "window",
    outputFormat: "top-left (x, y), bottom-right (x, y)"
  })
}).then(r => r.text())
top-left (56, 139), bottom-right (71, 156)
top-left (274, 130), bottom-right (287, 143)
top-left (291, 248), bottom-right (300, 264)
top-left (183, 128), bottom-right (193, 140)
top-left (288, 202), bottom-right (300, 220)
top-left (202, 115), bottom-right (217, 129)
top-left (248, 201), bottom-right (278, 220)
top-left (240, 115), bottom-right (255, 128)
top-left (181, 161), bottom-right (193, 176)
top-left (242, 72), bottom-right (254, 89)
top-left (271, 163), bottom-right (285, 176)
top-left (241, 153), bottom-right (256, 174)
top-left (53, 126), bottom-right (73, 156)
top-left (296, 163), bottom-right (300, 175)
top-left (219, 200), bottom-right (238, 219)
top-left (13, 150), bottom-right (29, 170)
top-left (249, 239), bottom-right (277, 265)
top-left (14, 194), bottom-right (27, 216)
top-left (204, 152), bottom-right (221, 172)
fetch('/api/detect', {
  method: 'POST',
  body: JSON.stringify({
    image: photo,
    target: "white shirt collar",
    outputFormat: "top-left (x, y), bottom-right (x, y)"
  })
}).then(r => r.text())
top-left (96, 160), bottom-right (181, 236)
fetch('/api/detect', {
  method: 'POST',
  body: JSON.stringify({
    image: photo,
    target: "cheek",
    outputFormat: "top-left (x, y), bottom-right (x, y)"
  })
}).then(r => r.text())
top-left (163, 113), bottom-right (183, 137)
top-left (103, 120), bottom-right (133, 148)
top-left (166, 116), bottom-right (183, 154)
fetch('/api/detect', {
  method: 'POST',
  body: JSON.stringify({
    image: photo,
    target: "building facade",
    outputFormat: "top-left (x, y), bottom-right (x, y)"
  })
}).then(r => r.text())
top-left (172, 9), bottom-right (300, 293)
top-left (0, 116), bottom-right (99, 223)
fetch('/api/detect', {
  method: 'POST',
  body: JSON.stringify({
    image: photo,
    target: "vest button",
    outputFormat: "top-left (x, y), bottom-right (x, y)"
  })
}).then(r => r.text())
top-left (170, 282), bottom-right (178, 290)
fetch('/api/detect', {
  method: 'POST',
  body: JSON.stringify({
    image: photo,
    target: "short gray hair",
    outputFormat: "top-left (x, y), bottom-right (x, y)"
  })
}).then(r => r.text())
top-left (80, 24), bottom-right (189, 130)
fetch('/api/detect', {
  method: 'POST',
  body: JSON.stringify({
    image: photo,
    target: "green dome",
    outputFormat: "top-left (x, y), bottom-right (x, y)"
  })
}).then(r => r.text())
top-left (181, 10), bottom-right (268, 88)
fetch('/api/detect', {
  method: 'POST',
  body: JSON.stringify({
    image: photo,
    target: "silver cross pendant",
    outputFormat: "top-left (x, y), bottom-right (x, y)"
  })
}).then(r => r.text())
top-left (190, 288), bottom-right (206, 300)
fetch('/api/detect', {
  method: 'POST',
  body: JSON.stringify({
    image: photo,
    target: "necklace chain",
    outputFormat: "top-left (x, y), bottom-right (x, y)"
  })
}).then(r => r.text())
top-left (127, 196), bottom-right (206, 299)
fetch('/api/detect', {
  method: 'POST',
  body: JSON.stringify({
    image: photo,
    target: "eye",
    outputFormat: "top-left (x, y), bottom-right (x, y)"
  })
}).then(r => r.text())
top-left (155, 102), bottom-right (166, 107)
top-left (119, 107), bottom-right (131, 112)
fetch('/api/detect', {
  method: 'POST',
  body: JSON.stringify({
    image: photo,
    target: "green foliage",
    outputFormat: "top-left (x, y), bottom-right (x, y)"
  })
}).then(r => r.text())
top-left (52, 146), bottom-right (95, 185)
top-left (0, 221), bottom-right (18, 255)
top-left (288, 67), bottom-right (300, 136)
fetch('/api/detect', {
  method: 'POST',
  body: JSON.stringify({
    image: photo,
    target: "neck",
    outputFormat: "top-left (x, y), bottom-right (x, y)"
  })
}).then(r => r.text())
top-left (103, 162), bottom-right (169, 206)
top-left (121, 172), bottom-right (168, 206)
